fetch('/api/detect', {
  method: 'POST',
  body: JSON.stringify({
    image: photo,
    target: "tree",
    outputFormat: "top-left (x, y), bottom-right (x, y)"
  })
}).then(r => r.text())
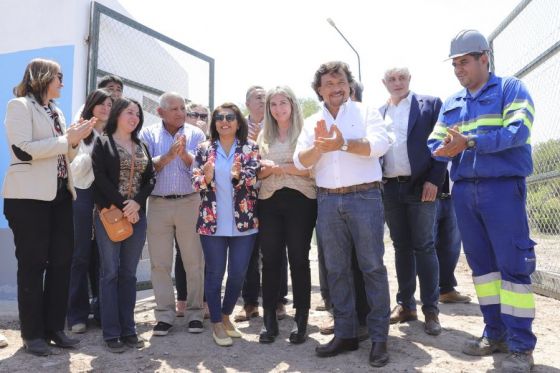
top-left (298, 97), bottom-right (320, 119)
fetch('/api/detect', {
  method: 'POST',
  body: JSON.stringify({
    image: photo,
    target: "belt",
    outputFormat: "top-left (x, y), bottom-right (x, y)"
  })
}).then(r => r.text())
top-left (439, 193), bottom-right (451, 200)
top-left (383, 176), bottom-right (411, 183)
top-left (318, 181), bottom-right (381, 195)
top-left (57, 177), bottom-right (68, 190)
top-left (152, 194), bottom-right (190, 200)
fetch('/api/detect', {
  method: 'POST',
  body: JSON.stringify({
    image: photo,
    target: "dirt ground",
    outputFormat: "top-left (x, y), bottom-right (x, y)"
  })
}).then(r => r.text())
top-left (1, 242), bottom-right (560, 373)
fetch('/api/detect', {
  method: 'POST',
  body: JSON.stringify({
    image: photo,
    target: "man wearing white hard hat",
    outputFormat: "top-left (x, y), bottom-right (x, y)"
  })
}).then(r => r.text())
top-left (428, 29), bottom-right (537, 372)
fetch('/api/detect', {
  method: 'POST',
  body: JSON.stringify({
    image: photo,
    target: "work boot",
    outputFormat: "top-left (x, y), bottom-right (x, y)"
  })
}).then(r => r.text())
top-left (289, 308), bottom-right (309, 344)
top-left (424, 312), bottom-right (442, 336)
top-left (439, 290), bottom-right (471, 304)
top-left (501, 351), bottom-right (534, 373)
top-left (389, 305), bottom-right (418, 324)
top-left (259, 309), bottom-right (278, 344)
top-left (462, 336), bottom-right (509, 356)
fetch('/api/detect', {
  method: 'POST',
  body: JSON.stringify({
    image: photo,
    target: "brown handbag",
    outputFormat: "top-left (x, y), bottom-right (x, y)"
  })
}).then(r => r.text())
top-left (99, 144), bottom-right (137, 242)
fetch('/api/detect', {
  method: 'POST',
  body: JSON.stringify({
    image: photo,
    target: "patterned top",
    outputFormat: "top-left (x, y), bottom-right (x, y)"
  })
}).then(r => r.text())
top-left (259, 140), bottom-right (316, 200)
top-left (44, 105), bottom-right (68, 179)
top-left (247, 116), bottom-right (263, 142)
top-left (192, 139), bottom-right (260, 235)
top-left (116, 142), bottom-right (149, 198)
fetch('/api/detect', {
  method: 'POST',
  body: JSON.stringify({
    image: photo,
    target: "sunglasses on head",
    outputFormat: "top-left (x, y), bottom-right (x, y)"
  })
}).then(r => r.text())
top-left (187, 112), bottom-right (208, 120)
top-left (214, 113), bottom-right (236, 122)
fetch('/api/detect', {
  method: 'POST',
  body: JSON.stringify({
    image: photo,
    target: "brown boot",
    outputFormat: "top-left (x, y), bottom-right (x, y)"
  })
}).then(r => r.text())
top-left (234, 304), bottom-right (259, 322)
top-left (389, 305), bottom-right (418, 324)
top-left (439, 290), bottom-right (472, 304)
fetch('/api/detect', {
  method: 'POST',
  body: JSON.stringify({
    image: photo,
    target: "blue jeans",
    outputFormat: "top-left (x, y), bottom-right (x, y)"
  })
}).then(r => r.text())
top-left (316, 187), bottom-right (390, 342)
top-left (67, 186), bottom-right (98, 327)
top-left (383, 181), bottom-right (439, 313)
top-left (94, 211), bottom-right (146, 341)
top-left (434, 198), bottom-right (462, 294)
top-left (200, 234), bottom-right (257, 323)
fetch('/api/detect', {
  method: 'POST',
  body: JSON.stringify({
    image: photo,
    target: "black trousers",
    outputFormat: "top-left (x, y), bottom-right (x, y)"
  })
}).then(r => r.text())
top-left (259, 188), bottom-right (317, 310)
top-left (4, 188), bottom-right (74, 340)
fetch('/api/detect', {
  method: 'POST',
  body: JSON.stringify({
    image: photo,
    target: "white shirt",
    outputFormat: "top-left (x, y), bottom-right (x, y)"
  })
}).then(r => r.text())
top-left (70, 129), bottom-right (101, 189)
top-left (293, 99), bottom-right (391, 188)
top-left (382, 91), bottom-right (412, 178)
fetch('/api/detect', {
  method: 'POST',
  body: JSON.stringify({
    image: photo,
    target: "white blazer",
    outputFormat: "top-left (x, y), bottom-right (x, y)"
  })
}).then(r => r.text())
top-left (2, 95), bottom-right (78, 200)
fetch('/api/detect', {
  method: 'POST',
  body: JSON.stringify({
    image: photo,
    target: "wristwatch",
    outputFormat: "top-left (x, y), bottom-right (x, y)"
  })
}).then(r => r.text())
top-left (466, 135), bottom-right (476, 149)
top-left (340, 138), bottom-right (349, 152)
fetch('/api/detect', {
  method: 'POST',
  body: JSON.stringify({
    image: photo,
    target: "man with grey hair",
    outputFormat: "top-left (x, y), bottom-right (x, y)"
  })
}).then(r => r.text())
top-left (140, 92), bottom-right (207, 336)
top-left (379, 67), bottom-right (446, 336)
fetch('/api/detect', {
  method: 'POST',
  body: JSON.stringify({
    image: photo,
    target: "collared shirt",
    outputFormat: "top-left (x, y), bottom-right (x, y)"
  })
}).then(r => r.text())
top-left (140, 121), bottom-right (206, 196)
top-left (293, 99), bottom-right (391, 188)
top-left (214, 139), bottom-right (258, 236)
top-left (382, 91), bottom-right (412, 177)
top-left (247, 115), bottom-right (263, 142)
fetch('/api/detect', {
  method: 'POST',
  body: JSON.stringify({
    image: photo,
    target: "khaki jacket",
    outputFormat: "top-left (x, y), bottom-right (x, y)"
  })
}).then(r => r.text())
top-left (2, 95), bottom-right (78, 200)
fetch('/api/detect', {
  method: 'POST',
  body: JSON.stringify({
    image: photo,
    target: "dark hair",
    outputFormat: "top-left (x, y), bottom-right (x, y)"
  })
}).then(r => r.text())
top-left (98, 74), bottom-right (123, 89)
top-left (104, 97), bottom-right (144, 144)
top-left (209, 103), bottom-right (248, 143)
top-left (81, 89), bottom-right (113, 145)
top-left (311, 61), bottom-right (355, 102)
top-left (350, 81), bottom-right (364, 103)
top-left (468, 52), bottom-right (490, 71)
top-left (13, 58), bottom-right (61, 105)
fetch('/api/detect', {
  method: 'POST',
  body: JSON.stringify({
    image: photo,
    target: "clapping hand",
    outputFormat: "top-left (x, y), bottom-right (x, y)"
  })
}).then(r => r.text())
top-left (203, 154), bottom-right (215, 184)
top-left (314, 120), bottom-right (344, 153)
top-left (433, 126), bottom-right (467, 157)
top-left (67, 117), bottom-right (96, 146)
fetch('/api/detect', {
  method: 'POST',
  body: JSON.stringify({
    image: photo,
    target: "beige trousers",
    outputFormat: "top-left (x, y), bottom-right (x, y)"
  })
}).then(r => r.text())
top-left (147, 194), bottom-right (204, 324)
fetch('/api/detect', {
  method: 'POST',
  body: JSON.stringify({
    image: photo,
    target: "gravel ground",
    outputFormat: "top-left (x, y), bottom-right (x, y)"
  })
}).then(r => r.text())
top-left (1, 242), bottom-right (560, 372)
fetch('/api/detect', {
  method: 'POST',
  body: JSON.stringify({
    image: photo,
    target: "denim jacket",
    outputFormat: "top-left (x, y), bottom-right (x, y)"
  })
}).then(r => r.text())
top-left (192, 139), bottom-right (260, 235)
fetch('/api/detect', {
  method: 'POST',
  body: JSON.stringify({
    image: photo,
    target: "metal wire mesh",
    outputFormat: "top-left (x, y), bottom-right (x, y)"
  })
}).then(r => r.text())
top-left (89, 3), bottom-right (214, 265)
top-left (490, 0), bottom-right (560, 296)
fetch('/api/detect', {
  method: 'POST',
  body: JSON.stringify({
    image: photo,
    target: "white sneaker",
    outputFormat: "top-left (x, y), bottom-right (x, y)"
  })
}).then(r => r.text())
top-left (0, 333), bottom-right (8, 348)
top-left (71, 323), bottom-right (87, 334)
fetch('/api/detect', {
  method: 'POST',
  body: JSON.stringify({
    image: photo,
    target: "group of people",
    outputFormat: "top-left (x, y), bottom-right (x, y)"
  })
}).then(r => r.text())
top-left (2, 29), bottom-right (537, 372)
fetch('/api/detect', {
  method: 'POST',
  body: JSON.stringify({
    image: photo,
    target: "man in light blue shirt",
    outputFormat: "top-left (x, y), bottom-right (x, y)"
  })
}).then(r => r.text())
top-left (140, 92), bottom-right (206, 336)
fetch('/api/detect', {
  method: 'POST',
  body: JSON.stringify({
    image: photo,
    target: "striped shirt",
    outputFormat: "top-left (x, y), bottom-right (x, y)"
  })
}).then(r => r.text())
top-left (247, 115), bottom-right (263, 141)
top-left (140, 121), bottom-right (206, 196)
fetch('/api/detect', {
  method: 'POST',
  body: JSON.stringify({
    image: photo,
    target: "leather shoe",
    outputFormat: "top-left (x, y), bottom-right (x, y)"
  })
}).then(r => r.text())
top-left (45, 330), bottom-right (79, 348)
top-left (23, 338), bottom-right (50, 356)
top-left (369, 341), bottom-right (389, 367)
top-left (424, 312), bottom-right (442, 336)
top-left (389, 305), bottom-right (417, 324)
top-left (234, 304), bottom-right (259, 322)
top-left (315, 336), bottom-right (359, 357)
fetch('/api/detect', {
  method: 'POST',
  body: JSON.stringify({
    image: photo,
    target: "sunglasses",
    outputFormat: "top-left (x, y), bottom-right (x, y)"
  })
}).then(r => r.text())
top-left (214, 113), bottom-right (236, 122)
top-left (187, 112), bottom-right (208, 120)
top-left (56, 72), bottom-right (63, 83)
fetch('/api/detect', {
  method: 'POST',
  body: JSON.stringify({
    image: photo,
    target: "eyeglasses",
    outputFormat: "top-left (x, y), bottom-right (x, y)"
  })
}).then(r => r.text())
top-left (56, 72), bottom-right (63, 83)
top-left (214, 113), bottom-right (236, 122)
top-left (187, 112), bottom-right (208, 120)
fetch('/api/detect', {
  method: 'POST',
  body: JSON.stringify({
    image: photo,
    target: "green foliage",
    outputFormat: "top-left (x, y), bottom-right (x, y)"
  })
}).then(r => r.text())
top-left (298, 97), bottom-right (320, 119)
top-left (527, 139), bottom-right (560, 234)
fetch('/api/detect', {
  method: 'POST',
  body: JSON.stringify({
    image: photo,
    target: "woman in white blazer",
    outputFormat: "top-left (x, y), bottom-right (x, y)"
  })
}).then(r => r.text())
top-left (2, 58), bottom-right (94, 356)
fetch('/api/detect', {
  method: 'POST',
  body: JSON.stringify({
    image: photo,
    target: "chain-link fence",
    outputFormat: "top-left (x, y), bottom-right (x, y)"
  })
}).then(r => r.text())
top-left (87, 2), bottom-right (215, 282)
top-left (490, 0), bottom-right (560, 299)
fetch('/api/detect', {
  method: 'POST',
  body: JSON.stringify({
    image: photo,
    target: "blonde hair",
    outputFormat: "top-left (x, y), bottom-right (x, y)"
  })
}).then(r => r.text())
top-left (14, 58), bottom-right (61, 105)
top-left (259, 86), bottom-right (304, 153)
